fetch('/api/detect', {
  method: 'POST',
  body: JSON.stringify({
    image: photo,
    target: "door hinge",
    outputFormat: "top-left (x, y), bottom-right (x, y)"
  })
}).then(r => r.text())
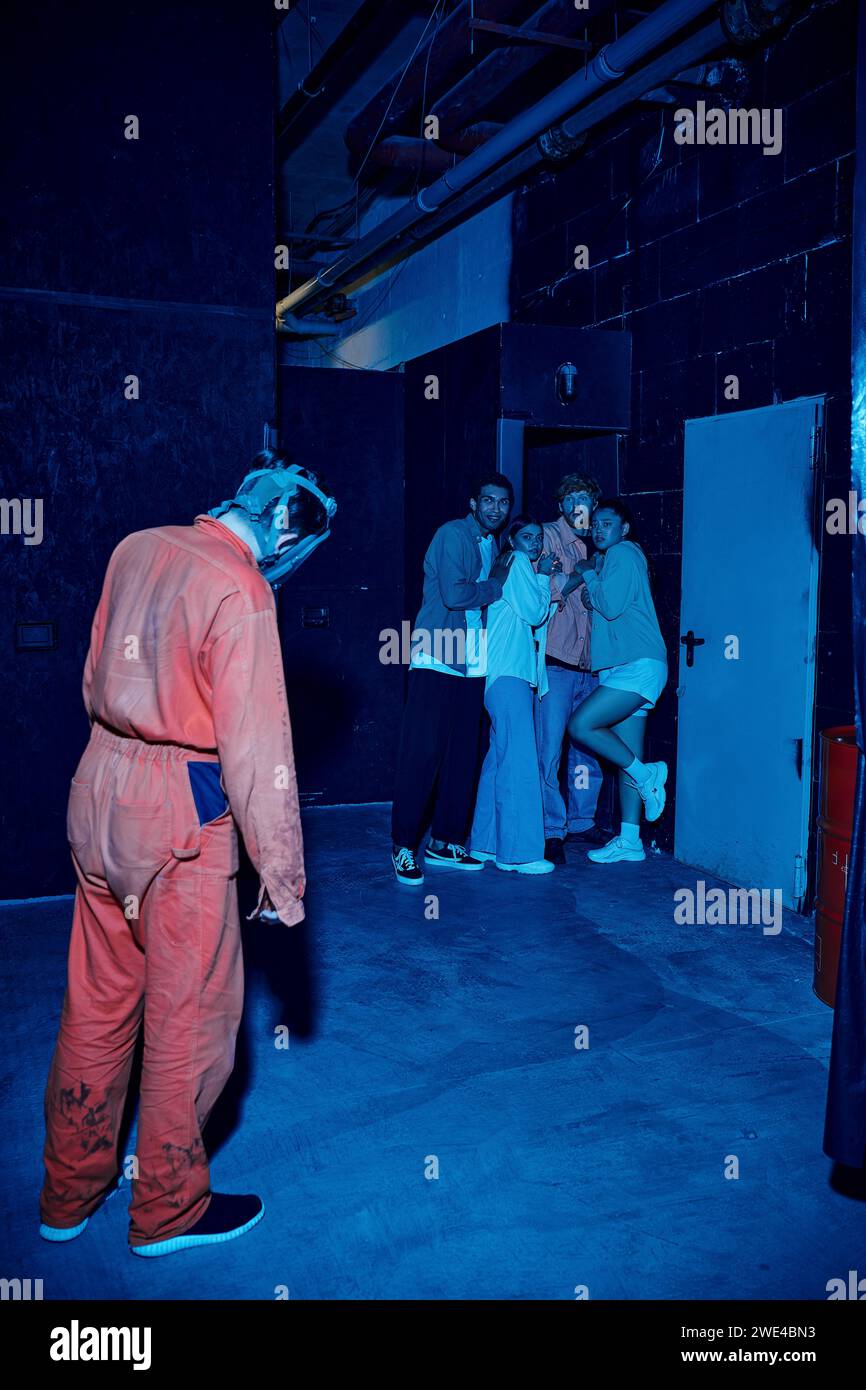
top-left (810, 408), bottom-right (825, 471)
top-left (793, 853), bottom-right (806, 903)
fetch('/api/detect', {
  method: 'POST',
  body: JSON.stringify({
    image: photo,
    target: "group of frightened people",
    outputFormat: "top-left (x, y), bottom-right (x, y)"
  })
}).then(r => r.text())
top-left (390, 472), bottom-right (669, 883)
top-left (36, 455), bottom-right (668, 1259)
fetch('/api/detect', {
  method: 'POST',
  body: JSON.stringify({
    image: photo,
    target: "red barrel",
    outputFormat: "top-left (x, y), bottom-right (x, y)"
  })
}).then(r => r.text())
top-left (814, 726), bottom-right (859, 1007)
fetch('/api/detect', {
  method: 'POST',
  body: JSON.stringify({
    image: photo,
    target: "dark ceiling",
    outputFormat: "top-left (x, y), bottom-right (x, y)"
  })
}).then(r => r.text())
top-left (277, 0), bottom-right (669, 270)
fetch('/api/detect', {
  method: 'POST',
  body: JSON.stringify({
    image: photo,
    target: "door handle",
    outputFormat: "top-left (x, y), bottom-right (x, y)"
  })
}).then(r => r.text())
top-left (680, 630), bottom-right (705, 667)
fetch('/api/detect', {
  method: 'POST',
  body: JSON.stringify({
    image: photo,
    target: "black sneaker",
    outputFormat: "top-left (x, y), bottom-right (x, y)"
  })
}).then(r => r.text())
top-left (129, 1192), bottom-right (264, 1257)
top-left (392, 845), bottom-right (424, 885)
top-left (544, 838), bottom-right (566, 865)
top-left (566, 825), bottom-right (608, 846)
top-left (424, 842), bottom-right (485, 871)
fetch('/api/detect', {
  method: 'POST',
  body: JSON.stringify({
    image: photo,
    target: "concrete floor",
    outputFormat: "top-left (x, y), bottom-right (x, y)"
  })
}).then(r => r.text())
top-left (2, 804), bottom-right (863, 1300)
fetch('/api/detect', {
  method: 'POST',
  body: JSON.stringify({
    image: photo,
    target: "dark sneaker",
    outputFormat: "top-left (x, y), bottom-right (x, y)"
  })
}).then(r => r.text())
top-left (392, 845), bottom-right (424, 885)
top-left (130, 1192), bottom-right (264, 1258)
top-left (544, 837), bottom-right (566, 865)
top-left (566, 825), bottom-right (608, 846)
top-left (424, 842), bottom-right (485, 871)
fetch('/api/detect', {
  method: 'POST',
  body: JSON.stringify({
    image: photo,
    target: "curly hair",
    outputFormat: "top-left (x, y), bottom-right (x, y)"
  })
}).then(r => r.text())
top-left (555, 474), bottom-right (601, 505)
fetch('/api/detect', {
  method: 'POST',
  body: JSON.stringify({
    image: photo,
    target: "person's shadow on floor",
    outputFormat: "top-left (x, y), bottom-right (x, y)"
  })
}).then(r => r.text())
top-left (117, 850), bottom-right (317, 1171)
top-left (829, 1162), bottom-right (866, 1201)
top-left (205, 853), bottom-right (317, 1159)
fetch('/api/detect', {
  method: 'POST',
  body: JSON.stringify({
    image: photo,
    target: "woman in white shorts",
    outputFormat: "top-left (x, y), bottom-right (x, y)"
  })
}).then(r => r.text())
top-left (567, 499), bottom-right (668, 863)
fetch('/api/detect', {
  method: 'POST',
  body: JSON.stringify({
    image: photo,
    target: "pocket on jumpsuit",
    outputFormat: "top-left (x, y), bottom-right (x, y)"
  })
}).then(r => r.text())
top-left (66, 778), bottom-right (104, 881)
top-left (185, 762), bottom-right (238, 874)
top-left (104, 798), bottom-right (174, 914)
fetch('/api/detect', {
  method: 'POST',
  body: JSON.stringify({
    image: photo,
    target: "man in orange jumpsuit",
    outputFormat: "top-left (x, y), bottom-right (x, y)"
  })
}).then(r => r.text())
top-left (38, 452), bottom-right (336, 1257)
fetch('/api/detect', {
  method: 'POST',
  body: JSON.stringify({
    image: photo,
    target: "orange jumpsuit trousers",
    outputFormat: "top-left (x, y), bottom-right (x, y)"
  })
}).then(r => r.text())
top-left (40, 723), bottom-right (243, 1248)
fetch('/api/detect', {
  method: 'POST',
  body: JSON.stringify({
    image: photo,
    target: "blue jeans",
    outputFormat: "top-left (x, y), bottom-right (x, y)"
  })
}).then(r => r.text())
top-left (470, 676), bottom-right (545, 864)
top-left (534, 665), bottom-right (603, 839)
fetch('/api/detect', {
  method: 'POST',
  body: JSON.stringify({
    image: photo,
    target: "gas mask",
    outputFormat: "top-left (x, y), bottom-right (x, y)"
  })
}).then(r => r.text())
top-left (208, 464), bottom-right (337, 590)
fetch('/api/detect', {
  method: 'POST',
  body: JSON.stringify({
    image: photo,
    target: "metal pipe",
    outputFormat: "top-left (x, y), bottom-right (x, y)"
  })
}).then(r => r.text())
top-left (408, 1), bottom-right (804, 255)
top-left (368, 134), bottom-right (461, 174)
top-left (276, 311), bottom-right (342, 338)
top-left (400, 20), bottom-right (726, 255)
top-left (281, 0), bottom-right (719, 318)
top-left (344, 0), bottom-right (527, 158)
top-left (368, 126), bottom-right (506, 171)
top-left (278, 0), bottom-right (404, 154)
top-left (432, 0), bottom-right (616, 139)
top-left (436, 121), bottom-right (504, 154)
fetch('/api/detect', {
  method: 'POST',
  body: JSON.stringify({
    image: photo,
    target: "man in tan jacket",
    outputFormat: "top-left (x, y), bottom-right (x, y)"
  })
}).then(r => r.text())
top-left (39, 452), bottom-right (335, 1257)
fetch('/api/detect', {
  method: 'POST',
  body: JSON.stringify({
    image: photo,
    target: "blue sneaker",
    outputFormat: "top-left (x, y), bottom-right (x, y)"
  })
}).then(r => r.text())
top-left (40, 1182), bottom-right (120, 1242)
top-left (129, 1192), bottom-right (264, 1258)
top-left (40, 1215), bottom-right (91, 1242)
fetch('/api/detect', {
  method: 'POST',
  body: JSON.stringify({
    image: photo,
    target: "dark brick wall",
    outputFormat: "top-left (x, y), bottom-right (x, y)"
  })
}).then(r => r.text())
top-left (0, 2), bottom-right (275, 899)
top-left (510, 0), bottom-right (856, 862)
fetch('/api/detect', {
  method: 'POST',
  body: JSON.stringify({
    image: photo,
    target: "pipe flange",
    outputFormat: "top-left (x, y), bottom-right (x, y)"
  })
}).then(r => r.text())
top-left (721, 0), bottom-right (798, 46)
top-left (591, 45), bottom-right (626, 82)
top-left (537, 125), bottom-right (588, 161)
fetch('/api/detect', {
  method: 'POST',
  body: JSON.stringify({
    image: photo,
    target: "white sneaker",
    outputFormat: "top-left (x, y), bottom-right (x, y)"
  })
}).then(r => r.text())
top-left (631, 761), bottom-right (667, 822)
top-left (495, 858), bottom-right (555, 874)
top-left (587, 836), bottom-right (646, 863)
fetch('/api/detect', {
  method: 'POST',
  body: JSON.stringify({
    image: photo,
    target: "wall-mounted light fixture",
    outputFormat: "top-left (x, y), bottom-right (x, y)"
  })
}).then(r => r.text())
top-left (555, 361), bottom-right (579, 405)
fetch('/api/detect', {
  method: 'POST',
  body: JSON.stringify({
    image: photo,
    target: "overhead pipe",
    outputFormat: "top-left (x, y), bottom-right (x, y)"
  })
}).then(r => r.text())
top-left (368, 134), bottom-right (461, 174)
top-left (278, 0), bottom-right (406, 155)
top-left (352, 0), bottom-right (606, 176)
top-left (277, 311), bottom-right (342, 338)
top-left (394, 26), bottom-right (727, 257)
top-left (366, 125), bottom-right (507, 174)
top-left (280, 0), bottom-right (799, 320)
top-left (390, 0), bottom-right (799, 256)
top-left (280, 0), bottom-right (721, 319)
top-left (437, 121), bottom-right (505, 155)
top-left (344, 0), bottom-right (528, 159)
top-left (431, 0), bottom-right (617, 139)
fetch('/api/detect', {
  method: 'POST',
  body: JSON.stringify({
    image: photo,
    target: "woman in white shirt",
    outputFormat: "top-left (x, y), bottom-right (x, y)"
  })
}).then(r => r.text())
top-left (470, 517), bottom-right (557, 874)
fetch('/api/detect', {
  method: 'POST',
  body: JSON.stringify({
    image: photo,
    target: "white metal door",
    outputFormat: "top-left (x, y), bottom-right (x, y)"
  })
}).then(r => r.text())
top-left (674, 396), bottom-right (823, 910)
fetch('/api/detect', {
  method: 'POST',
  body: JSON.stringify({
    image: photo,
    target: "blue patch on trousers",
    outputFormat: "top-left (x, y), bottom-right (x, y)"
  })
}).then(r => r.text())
top-left (187, 762), bottom-right (229, 827)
